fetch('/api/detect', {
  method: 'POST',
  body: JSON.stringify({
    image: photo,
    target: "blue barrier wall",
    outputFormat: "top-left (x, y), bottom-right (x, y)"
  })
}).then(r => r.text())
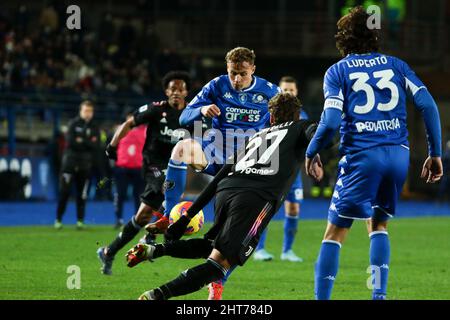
top-left (0, 199), bottom-right (449, 226)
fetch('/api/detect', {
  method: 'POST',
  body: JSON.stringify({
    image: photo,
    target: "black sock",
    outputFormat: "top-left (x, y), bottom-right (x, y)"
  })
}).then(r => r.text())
top-left (156, 259), bottom-right (227, 299)
top-left (153, 238), bottom-right (213, 259)
top-left (106, 216), bottom-right (141, 257)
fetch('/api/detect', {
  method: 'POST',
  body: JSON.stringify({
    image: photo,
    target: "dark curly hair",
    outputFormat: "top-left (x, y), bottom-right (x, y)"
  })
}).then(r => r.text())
top-left (268, 93), bottom-right (302, 125)
top-left (162, 71), bottom-right (191, 91)
top-left (335, 6), bottom-right (380, 57)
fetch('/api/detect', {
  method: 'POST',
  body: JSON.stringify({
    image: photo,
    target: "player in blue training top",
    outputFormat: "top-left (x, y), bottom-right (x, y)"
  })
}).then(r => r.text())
top-left (305, 6), bottom-right (443, 300)
top-left (254, 76), bottom-right (308, 263)
top-left (147, 47), bottom-right (280, 299)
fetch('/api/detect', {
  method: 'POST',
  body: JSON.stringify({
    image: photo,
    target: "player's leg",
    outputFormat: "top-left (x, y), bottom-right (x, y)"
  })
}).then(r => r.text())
top-left (55, 171), bottom-right (73, 228)
top-left (315, 152), bottom-right (381, 299)
top-left (126, 238), bottom-right (214, 268)
top-left (106, 202), bottom-right (153, 255)
top-left (366, 218), bottom-right (390, 300)
top-left (131, 169), bottom-right (145, 214)
top-left (74, 168), bottom-right (90, 229)
top-left (367, 145), bottom-right (409, 300)
top-left (126, 199), bottom-right (225, 267)
top-left (254, 229), bottom-right (273, 261)
top-left (210, 190), bottom-right (277, 299)
top-left (280, 201), bottom-right (302, 261)
top-left (314, 221), bottom-right (350, 300)
top-left (139, 249), bottom-right (230, 300)
top-left (163, 138), bottom-right (207, 219)
top-left (97, 171), bottom-right (164, 274)
top-left (130, 194), bottom-right (229, 299)
top-left (113, 167), bottom-right (128, 228)
top-left (281, 173), bottom-right (304, 262)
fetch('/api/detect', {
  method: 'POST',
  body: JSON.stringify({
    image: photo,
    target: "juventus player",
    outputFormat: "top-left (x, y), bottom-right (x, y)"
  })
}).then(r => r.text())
top-left (125, 93), bottom-right (321, 300)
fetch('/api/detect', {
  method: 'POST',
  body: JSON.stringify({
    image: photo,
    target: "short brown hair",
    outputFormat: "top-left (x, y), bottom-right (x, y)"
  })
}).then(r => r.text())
top-left (279, 76), bottom-right (298, 86)
top-left (80, 100), bottom-right (94, 109)
top-left (335, 6), bottom-right (380, 57)
top-left (225, 47), bottom-right (256, 65)
top-left (268, 93), bottom-right (302, 124)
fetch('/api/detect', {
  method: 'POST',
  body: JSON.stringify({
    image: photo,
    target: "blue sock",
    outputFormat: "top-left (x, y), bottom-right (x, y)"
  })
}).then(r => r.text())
top-left (163, 159), bottom-right (187, 217)
top-left (283, 215), bottom-right (299, 253)
top-left (369, 231), bottom-right (390, 300)
top-left (256, 229), bottom-right (267, 251)
top-left (314, 240), bottom-right (341, 300)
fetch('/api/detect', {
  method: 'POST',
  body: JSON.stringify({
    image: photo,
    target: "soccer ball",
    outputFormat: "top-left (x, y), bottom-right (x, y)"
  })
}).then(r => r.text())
top-left (169, 201), bottom-right (204, 235)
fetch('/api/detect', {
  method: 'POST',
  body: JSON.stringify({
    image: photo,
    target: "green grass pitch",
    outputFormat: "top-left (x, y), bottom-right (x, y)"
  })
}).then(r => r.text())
top-left (0, 217), bottom-right (449, 300)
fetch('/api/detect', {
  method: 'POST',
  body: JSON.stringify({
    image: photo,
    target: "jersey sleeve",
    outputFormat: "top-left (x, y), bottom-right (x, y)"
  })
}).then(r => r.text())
top-left (398, 59), bottom-right (442, 157)
top-left (133, 103), bottom-right (159, 126)
top-left (265, 81), bottom-right (282, 99)
top-left (297, 120), bottom-right (317, 147)
top-left (323, 65), bottom-right (344, 112)
top-left (398, 59), bottom-right (427, 97)
top-left (305, 108), bottom-right (341, 158)
top-left (179, 79), bottom-right (217, 126)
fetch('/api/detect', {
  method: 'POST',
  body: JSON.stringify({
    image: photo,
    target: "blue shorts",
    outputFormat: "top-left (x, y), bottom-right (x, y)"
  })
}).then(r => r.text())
top-left (286, 173), bottom-right (303, 203)
top-left (328, 145), bottom-right (409, 228)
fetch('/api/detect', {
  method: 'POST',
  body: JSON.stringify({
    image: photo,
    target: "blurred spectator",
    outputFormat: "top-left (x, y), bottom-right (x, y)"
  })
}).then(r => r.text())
top-left (0, 5), bottom-right (197, 100)
top-left (39, 4), bottom-right (59, 33)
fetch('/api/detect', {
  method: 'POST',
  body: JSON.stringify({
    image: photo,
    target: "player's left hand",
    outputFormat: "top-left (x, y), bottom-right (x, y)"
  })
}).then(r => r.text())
top-left (305, 154), bottom-right (324, 182)
top-left (420, 156), bottom-right (443, 183)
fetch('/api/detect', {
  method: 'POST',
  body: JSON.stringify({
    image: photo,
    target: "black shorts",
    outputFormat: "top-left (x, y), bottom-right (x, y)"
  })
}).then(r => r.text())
top-left (140, 166), bottom-right (166, 210)
top-left (204, 189), bottom-right (276, 266)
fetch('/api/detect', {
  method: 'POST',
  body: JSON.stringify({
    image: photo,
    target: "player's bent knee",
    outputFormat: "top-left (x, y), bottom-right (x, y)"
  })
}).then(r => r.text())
top-left (171, 139), bottom-right (206, 167)
top-left (367, 219), bottom-right (388, 233)
top-left (171, 140), bottom-right (188, 162)
top-left (135, 204), bottom-right (154, 225)
top-left (285, 202), bottom-right (299, 216)
top-left (209, 249), bottom-right (231, 270)
top-left (323, 222), bottom-right (349, 244)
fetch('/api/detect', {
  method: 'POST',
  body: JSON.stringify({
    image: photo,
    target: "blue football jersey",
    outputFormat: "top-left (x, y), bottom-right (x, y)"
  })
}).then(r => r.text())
top-left (180, 74), bottom-right (281, 157)
top-left (323, 52), bottom-right (426, 154)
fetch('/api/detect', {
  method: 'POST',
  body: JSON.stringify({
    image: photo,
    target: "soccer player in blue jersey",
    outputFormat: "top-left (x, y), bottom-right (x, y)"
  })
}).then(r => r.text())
top-left (305, 6), bottom-right (443, 300)
top-left (254, 76), bottom-right (307, 262)
top-left (147, 47), bottom-right (281, 299)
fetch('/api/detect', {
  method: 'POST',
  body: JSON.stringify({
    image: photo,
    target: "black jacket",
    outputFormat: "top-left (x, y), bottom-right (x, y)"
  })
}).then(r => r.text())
top-left (62, 116), bottom-right (100, 172)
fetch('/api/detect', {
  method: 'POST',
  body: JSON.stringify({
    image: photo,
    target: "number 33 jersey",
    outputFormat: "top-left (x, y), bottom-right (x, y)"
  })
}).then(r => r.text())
top-left (217, 119), bottom-right (317, 203)
top-left (324, 52), bottom-right (426, 155)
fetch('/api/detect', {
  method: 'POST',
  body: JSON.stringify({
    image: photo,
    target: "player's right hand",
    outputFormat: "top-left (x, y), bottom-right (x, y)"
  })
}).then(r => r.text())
top-left (105, 144), bottom-right (118, 160)
top-left (420, 156), bottom-right (443, 183)
top-left (164, 215), bottom-right (190, 241)
top-left (201, 104), bottom-right (221, 118)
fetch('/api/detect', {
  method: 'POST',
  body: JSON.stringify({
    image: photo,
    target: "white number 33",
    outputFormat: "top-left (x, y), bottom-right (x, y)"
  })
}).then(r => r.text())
top-left (349, 69), bottom-right (399, 114)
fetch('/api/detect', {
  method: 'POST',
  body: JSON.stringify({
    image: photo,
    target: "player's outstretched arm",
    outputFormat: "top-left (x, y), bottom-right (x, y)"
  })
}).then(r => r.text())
top-left (165, 163), bottom-right (233, 241)
top-left (414, 89), bottom-right (442, 153)
top-left (106, 117), bottom-right (135, 160)
top-left (411, 87), bottom-right (443, 184)
top-left (304, 107), bottom-right (340, 181)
